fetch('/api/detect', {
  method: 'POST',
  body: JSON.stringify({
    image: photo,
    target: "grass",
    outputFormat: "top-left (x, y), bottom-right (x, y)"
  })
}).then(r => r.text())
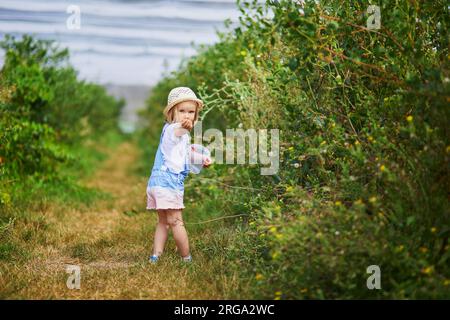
top-left (0, 141), bottom-right (251, 299)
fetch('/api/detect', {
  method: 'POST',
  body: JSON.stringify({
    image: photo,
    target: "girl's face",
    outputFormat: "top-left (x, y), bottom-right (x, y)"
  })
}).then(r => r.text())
top-left (174, 101), bottom-right (197, 123)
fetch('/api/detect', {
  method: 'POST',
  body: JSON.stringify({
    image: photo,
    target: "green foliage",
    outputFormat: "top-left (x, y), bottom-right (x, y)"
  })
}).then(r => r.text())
top-left (0, 34), bottom-right (124, 179)
top-left (139, 0), bottom-right (449, 298)
top-left (0, 34), bottom-right (125, 259)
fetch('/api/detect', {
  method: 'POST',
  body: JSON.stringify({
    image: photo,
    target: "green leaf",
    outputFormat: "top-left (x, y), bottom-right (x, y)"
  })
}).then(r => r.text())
top-left (288, 57), bottom-right (299, 71)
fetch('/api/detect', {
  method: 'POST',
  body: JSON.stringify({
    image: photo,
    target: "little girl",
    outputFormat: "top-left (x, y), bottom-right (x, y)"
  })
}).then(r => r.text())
top-left (146, 87), bottom-right (212, 263)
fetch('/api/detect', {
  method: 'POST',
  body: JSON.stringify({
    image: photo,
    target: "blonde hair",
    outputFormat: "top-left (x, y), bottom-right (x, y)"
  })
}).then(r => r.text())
top-left (165, 101), bottom-right (200, 124)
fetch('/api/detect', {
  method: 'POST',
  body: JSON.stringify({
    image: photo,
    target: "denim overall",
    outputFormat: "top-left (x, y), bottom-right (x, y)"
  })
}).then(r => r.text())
top-left (147, 123), bottom-right (190, 192)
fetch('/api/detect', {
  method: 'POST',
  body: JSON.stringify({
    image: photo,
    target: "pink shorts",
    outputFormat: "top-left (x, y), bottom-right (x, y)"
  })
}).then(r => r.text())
top-left (146, 186), bottom-right (185, 210)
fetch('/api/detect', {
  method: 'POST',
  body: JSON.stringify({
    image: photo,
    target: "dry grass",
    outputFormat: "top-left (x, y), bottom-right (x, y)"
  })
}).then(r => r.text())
top-left (0, 142), bottom-right (249, 299)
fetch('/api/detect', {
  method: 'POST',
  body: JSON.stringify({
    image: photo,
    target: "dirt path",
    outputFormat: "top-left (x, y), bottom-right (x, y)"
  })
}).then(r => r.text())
top-left (0, 142), bottom-right (242, 299)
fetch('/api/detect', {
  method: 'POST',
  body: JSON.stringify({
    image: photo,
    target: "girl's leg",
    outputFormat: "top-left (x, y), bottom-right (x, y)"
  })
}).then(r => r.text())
top-left (166, 209), bottom-right (190, 258)
top-left (153, 209), bottom-right (170, 256)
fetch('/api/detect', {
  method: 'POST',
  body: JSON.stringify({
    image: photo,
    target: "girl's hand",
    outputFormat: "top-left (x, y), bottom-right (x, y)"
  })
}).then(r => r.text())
top-left (202, 156), bottom-right (212, 168)
top-left (181, 119), bottom-right (193, 131)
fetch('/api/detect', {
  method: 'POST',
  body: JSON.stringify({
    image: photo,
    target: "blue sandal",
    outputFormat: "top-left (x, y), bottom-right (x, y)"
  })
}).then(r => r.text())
top-left (149, 255), bottom-right (159, 263)
top-left (182, 255), bottom-right (192, 262)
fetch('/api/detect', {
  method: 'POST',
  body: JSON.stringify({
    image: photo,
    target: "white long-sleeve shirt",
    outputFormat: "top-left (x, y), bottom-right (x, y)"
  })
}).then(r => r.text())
top-left (160, 122), bottom-right (190, 174)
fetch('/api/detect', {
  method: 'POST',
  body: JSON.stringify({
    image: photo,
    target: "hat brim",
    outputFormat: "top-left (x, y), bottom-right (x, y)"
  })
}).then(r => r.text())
top-left (163, 97), bottom-right (204, 117)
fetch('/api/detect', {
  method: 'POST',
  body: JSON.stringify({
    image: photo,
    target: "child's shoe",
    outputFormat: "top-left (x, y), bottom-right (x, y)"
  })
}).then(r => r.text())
top-left (182, 255), bottom-right (192, 263)
top-left (149, 255), bottom-right (159, 263)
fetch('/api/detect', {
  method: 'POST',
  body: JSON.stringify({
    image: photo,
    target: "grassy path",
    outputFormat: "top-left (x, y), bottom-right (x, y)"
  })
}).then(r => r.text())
top-left (0, 142), bottom-right (246, 299)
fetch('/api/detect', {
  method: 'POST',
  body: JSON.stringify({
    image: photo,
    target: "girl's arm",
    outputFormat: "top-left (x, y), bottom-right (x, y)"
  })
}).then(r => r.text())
top-left (190, 146), bottom-right (204, 165)
top-left (190, 150), bottom-right (212, 167)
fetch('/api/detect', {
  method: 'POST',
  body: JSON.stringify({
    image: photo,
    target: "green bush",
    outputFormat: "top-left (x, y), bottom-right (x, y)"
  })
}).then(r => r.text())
top-left (0, 34), bottom-right (124, 178)
top-left (0, 35), bottom-right (125, 257)
top-left (138, 0), bottom-right (449, 298)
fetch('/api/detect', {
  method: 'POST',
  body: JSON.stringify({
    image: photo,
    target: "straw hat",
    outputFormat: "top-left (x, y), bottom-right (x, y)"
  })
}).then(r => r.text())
top-left (163, 87), bottom-right (204, 118)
